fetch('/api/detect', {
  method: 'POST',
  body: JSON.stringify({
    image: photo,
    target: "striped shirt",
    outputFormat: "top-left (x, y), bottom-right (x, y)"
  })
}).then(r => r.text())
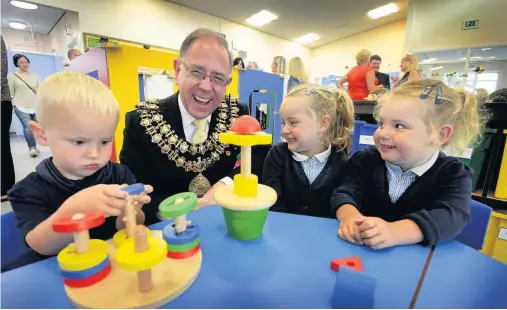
top-left (292, 145), bottom-right (331, 184)
top-left (385, 150), bottom-right (440, 203)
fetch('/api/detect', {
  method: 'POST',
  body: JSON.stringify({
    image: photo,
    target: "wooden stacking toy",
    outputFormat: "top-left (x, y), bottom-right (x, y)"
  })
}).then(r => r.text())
top-left (114, 225), bottom-right (166, 293)
top-left (214, 115), bottom-right (277, 240)
top-left (113, 183), bottom-right (150, 248)
top-left (53, 185), bottom-right (202, 308)
top-left (159, 192), bottom-right (201, 259)
top-left (53, 211), bottom-right (111, 288)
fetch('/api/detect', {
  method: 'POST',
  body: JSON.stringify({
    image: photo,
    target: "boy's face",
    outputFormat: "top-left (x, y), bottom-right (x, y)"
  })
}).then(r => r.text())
top-left (373, 97), bottom-right (440, 171)
top-left (33, 106), bottom-right (118, 180)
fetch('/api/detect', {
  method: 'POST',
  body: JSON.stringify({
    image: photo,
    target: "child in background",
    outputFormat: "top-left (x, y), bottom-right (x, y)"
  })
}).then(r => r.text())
top-left (7, 72), bottom-right (152, 265)
top-left (263, 84), bottom-right (354, 218)
top-left (332, 79), bottom-right (488, 249)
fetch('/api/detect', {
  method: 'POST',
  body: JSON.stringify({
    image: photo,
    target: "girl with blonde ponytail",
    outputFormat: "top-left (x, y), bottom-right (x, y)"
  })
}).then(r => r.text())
top-left (263, 84), bottom-right (355, 218)
top-left (332, 79), bottom-right (489, 249)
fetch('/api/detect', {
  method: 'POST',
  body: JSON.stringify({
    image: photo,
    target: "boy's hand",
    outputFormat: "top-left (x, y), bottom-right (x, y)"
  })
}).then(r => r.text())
top-left (338, 215), bottom-right (364, 245)
top-left (116, 185), bottom-right (153, 229)
top-left (63, 184), bottom-right (128, 217)
top-left (356, 217), bottom-right (397, 249)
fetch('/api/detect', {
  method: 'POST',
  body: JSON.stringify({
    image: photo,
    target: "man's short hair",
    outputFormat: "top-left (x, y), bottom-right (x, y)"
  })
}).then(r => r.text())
top-left (370, 55), bottom-right (382, 62)
top-left (179, 28), bottom-right (233, 70)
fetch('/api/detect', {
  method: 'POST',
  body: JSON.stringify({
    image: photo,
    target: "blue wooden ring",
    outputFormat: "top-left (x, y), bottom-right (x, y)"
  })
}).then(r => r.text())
top-left (162, 223), bottom-right (200, 245)
top-left (60, 256), bottom-right (110, 280)
top-left (121, 183), bottom-right (145, 195)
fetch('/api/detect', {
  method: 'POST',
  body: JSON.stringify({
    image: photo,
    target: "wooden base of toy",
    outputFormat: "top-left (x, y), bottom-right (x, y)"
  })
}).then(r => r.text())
top-left (215, 184), bottom-right (277, 211)
top-left (65, 240), bottom-right (201, 309)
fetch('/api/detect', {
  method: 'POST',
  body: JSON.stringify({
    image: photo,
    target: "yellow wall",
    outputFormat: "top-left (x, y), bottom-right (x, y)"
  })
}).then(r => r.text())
top-left (226, 67), bottom-right (239, 98)
top-left (107, 45), bottom-right (178, 160)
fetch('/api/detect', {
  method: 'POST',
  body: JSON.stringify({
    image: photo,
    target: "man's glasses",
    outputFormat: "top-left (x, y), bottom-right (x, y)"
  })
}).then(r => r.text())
top-left (181, 62), bottom-right (231, 86)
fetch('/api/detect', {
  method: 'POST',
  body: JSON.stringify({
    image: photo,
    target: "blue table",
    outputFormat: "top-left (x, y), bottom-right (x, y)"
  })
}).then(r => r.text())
top-left (415, 241), bottom-right (507, 308)
top-left (1, 206), bottom-right (431, 308)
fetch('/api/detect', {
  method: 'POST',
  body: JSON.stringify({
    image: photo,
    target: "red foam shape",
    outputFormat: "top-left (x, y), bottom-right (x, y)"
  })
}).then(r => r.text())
top-left (52, 211), bottom-right (105, 233)
top-left (167, 244), bottom-right (200, 259)
top-left (330, 256), bottom-right (364, 273)
top-left (231, 115), bottom-right (261, 134)
top-left (63, 261), bottom-right (111, 288)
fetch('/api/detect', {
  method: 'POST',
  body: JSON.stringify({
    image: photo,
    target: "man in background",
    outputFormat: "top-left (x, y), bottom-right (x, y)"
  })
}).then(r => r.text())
top-left (370, 55), bottom-right (390, 90)
top-left (247, 61), bottom-right (258, 70)
top-left (68, 48), bottom-right (81, 61)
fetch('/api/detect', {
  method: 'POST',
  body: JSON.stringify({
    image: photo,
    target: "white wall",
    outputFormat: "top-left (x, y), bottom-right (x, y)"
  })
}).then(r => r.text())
top-left (47, 11), bottom-right (84, 60)
top-left (32, 0), bottom-right (311, 72)
top-left (1, 28), bottom-right (50, 53)
top-left (406, 0), bottom-right (507, 53)
top-left (310, 19), bottom-right (406, 80)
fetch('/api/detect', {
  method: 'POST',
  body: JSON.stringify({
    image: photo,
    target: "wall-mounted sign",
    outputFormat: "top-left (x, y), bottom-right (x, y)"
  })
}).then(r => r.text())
top-left (463, 20), bottom-right (480, 30)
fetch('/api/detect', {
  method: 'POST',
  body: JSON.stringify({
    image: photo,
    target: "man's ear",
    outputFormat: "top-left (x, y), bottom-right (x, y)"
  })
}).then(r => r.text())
top-left (28, 121), bottom-right (49, 146)
top-left (173, 59), bottom-right (181, 85)
top-left (437, 124), bottom-right (453, 146)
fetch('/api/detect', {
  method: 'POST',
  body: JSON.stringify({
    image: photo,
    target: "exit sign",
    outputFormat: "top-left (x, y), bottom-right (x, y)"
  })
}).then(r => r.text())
top-left (463, 20), bottom-right (480, 30)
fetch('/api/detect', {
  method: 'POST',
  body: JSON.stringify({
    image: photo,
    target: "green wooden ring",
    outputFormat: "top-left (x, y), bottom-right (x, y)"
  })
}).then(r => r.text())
top-left (166, 238), bottom-right (200, 252)
top-left (159, 192), bottom-right (197, 218)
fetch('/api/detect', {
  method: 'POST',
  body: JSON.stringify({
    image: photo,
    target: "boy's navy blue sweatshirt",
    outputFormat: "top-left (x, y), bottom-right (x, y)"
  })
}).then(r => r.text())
top-left (5, 158), bottom-right (135, 271)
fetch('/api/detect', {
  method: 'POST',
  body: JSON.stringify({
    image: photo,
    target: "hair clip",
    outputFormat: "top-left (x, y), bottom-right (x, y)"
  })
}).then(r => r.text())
top-left (303, 88), bottom-right (317, 96)
top-left (419, 86), bottom-right (444, 104)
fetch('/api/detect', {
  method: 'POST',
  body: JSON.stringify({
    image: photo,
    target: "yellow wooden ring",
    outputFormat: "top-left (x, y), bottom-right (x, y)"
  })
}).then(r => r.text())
top-left (58, 239), bottom-right (109, 272)
top-left (115, 237), bottom-right (167, 272)
top-left (113, 227), bottom-right (151, 248)
top-left (219, 132), bottom-right (272, 146)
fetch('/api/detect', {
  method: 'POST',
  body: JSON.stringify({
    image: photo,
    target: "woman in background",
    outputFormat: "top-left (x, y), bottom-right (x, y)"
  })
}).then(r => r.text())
top-left (287, 57), bottom-right (308, 92)
top-left (1, 35), bottom-right (15, 201)
top-left (8, 54), bottom-right (41, 157)
top-left (393, 54), bottom-right (421, 88)
top-left (337, 49), bottom-right (378, 100)
top-left (233, 57), bottom-right (244, 69)
top-left (271, 56), bottom-right (286, 75)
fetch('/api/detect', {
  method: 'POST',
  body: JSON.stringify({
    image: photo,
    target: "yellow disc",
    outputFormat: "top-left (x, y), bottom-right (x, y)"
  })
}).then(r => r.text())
top-left (58, 239), bottom-right (109, 272)
top-left (115, 237), bottom-right (167, 272)
top-left (219, 132), bottom-right (272, 146)
top-left (113, 227), bottom-right (151, 248)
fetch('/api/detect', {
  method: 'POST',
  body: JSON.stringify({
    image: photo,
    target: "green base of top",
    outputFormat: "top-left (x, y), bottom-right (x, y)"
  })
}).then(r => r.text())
top-left (221, 207), bottom-right (269, 240)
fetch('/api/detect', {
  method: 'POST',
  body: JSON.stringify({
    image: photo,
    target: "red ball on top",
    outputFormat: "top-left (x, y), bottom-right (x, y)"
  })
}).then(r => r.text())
top-left (231, 115), bottom-right (261, 134)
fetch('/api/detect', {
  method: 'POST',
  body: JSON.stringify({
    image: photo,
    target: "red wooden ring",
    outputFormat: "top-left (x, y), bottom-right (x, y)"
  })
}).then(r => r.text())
top-left (63, 261), bottom-right (111, 288)
top-left (231, 115), bottom-right (261, 134)
top-left (53, 211), bottom-right (105, 233)
top-left (166, 243), bottom-right (200, 259)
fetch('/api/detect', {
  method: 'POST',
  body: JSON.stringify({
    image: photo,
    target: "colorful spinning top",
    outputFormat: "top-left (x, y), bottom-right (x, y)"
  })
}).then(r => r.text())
top-left (115, 225), bottom-right (167, 293)
top-left (53, 211), bottom-right (111, 287)
top-left (113, 183), bottom-right (149, 248)
top-left (215, 116), bottom-right (277, 240)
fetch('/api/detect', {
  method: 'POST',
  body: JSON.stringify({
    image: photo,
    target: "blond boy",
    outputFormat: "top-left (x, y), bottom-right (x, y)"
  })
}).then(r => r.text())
top-left (7, 72), bottom-right (151, 265)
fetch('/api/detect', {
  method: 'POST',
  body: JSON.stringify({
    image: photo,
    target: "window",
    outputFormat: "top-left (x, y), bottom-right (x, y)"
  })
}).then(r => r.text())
top-left (465, 72), bottom-right (498, 94)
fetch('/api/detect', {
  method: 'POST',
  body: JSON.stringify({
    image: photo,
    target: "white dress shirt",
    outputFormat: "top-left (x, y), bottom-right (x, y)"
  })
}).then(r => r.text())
top-left (178, 96), bottom-right (233, 185)
top-left (291, 145), bottom-right (332, 184)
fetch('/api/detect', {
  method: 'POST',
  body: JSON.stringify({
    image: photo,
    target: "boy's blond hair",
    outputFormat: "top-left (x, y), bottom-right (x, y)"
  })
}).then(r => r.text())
top-left (288, 57), bottom-right (308, 82)
top-left (36, 72), bottom-right (119, 126)
top-left (286, 84), bottom-right (355, 153)
top-left (375, 79), bottom-right (489, 155)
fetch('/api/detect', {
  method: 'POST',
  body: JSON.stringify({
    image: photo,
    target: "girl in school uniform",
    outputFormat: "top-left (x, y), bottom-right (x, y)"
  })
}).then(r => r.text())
top-left (263, 84), bottom-right (354, 218)
top-left (332, 79), bottom-right (488, 249)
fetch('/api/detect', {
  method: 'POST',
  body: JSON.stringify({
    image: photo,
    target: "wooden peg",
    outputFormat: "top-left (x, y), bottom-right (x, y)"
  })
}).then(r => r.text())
top-left (134, 225), bottom-right (152, 293)
top-left (71, 213), bottom-right (90, 254)
top-left (240, 146), bottom-right (252, 177)
top-left (125, 196), bottom-right (137, 238)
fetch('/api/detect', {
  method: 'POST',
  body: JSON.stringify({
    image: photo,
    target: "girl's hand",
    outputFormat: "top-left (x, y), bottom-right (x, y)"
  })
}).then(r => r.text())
top-left (356, 217), bottom-right (397, 249)
top-left (338, 215), bottom-right (364, 245)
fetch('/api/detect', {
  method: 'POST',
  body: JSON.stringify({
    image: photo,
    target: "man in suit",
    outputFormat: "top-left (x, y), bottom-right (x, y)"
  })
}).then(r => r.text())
top-left (120, 28), bottom-right (268, 225)
top-left (370, 55), bottom-right (390, 90)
